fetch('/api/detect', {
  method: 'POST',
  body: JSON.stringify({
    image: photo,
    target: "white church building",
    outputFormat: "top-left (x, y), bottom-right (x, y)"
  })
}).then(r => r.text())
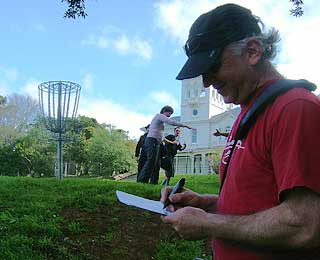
top-left (164, 76), bottom-right (240, 174)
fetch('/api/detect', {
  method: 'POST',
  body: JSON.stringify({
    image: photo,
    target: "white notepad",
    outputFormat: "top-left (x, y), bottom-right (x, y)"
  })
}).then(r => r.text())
top-left (116, 190), bottom-right (171, 215)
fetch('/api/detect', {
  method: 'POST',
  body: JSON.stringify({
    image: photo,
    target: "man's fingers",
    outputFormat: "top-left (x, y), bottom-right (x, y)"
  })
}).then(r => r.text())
top-left (169, 192), bottom-right (183, 203)
top-left (160, 186), bottom-right (173, 203)
top-left (163, 203), bottom-right (175, 211)
top-left (161, 215), bottom-right (173, 224)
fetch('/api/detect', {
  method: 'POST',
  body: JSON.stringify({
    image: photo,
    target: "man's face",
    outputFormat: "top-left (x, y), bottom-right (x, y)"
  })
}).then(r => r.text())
top-left (174, 128), bottom-right (181, 137)
top-left (163, 111), bottom-right (172, 117)
top-left (202, 45), bottom-right (259, 105)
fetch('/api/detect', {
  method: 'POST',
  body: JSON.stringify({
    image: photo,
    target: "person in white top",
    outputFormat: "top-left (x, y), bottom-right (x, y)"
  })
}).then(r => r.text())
top-left (137, 105), bottom-right (193, 184)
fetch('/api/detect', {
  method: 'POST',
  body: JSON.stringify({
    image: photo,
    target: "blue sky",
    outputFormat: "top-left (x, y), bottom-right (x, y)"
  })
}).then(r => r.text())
top-left (1, 0), bottom-right (319, 138)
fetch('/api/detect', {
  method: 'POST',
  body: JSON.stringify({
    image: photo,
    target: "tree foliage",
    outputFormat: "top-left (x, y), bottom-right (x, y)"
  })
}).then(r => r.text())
top-left (0, 94), bottom-right (137, 178)
top-left (0, 120), bottom-right (56, 177)
top-left (85, 124), bottom-right (136, 177)
top-left (290, 0), bottom-right (304, 17)
top-left (0, 93), bottom-right (39, 133)
top-left (62, 0), bottom-right (87, 19)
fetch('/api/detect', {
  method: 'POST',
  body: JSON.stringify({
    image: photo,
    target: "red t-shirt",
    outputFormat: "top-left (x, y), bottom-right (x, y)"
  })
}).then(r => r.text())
top-left (213, 80), bottom-right (320, 260)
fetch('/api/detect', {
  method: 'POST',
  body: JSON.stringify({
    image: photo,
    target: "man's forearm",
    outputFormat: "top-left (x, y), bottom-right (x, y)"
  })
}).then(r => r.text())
top-left (206, 189), bottom-right (320, 249)
top-left (199, 194), bottom-right (218, 212)
top-left (209, 206), bottom-right (302, 249)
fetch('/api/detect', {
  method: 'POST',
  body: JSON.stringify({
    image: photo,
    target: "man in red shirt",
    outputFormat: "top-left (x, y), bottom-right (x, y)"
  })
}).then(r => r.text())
top-left (161, 4), bottom-right (320, 259)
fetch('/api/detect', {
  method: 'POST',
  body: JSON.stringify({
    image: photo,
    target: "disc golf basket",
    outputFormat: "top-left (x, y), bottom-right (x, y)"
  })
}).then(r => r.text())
top-left (38, 81), bottom-right (81, 180)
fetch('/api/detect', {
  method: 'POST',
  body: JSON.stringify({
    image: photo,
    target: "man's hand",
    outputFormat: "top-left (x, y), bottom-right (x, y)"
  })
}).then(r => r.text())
top-left (160, 186), bottom-right (219, 241)
top-left (162, 206), bottom-right (210, 240)
top-left (161, 186), bottom-right (203, 211)
top-left (212, 129), bottom-right (221, 136)
top-left (212, 129), bottom-right (228, 137)
top-left (184, 125), bottom-right (195, 130)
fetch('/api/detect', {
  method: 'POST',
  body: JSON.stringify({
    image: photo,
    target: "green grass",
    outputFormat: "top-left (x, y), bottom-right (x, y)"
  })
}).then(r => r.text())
top-left (0, 174), bottom-right (220, 260)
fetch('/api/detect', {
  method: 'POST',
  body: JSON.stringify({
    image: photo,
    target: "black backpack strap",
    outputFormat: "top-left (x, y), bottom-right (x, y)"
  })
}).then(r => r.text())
top-left (219, 79), bottom-right (316, 193)
top-left (236, 79), bottom-right (316, 140)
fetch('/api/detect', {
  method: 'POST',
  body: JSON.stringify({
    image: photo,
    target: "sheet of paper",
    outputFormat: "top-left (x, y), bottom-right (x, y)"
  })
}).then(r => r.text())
top-left (116, 190), bottom-right (171, 215)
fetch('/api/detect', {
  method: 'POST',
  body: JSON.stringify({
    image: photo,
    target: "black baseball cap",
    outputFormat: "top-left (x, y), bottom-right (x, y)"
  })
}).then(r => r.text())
top-left (176, 4), bottom-right (261, 80)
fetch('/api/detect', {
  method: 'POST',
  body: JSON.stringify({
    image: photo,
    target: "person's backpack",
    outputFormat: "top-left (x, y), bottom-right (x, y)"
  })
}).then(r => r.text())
top-left (220, 79), bottom-right (316, 192)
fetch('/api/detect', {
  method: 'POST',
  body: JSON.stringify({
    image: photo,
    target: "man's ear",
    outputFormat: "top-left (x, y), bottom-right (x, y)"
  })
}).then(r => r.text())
top-left (245, 38), bottom-right (263, 66)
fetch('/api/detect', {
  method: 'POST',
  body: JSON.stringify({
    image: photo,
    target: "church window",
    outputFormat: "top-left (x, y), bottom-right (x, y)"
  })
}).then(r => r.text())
top-left (192, 129), bottom-right (197, 144)
top-left (187, 90), bottom-right (191, 98)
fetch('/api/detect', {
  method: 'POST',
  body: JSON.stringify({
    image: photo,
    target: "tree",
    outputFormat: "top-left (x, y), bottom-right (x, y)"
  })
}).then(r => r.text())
top-left (62, 0), bottom-right (88, 19)
top-left (290, 0), bottom-right (304, 17)
top-left (0, 93), bottom-right (39, 133)
top-left (0, 95), bottom-right (7, 106)
top-left (86, 125), bottom-right (136, 177)
top-left (0, 120), bottom-right (56, 177)
top-left (0, 93), bottom-right (40, 150)
top-left (16, 122), bottom-right (57, 177)
top-left (63, 115), bottom-right (100, 175)
top-left (0, 144), bottom-right (23, 176)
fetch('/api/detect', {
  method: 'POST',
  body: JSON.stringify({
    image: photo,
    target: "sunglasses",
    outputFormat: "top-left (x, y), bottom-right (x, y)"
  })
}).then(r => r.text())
top-left (201, 57), bottom-right (224, 86)
top-left (183, 27), bottom-right (228, 56)
top-left (184, 33), bottom-right (217, 57)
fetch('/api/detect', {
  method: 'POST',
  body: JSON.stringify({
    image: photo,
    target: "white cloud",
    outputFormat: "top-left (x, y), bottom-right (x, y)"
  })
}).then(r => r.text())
top-left (81, 34), bottom-right (109, 49)
top-left (97, 36), bottom-right (108, 49)
top-left (76, 88), bottom-right (180, 140)
top-left (154, 0), bottom-right (320, 91)
top-left (82, 73), bottom-right (94, 92)
top-left (78, 97), bottom-right (153, 139)
top-left (149, 90), bottom-right (179, 110)
top-left (154, 0), bottom-right (216, 44)
top-left (277, 64), bottom-right (320, 95)
top-left (113, 35), bottom-right (153, 60)
top-left (114, 35), bottom-right (130, 54)
top-left (82, 31), bottom-right (153, 61)
top-left (132, 37), bottom-right (153, 60)
top-left (21, 79), bottom-right (41, 99)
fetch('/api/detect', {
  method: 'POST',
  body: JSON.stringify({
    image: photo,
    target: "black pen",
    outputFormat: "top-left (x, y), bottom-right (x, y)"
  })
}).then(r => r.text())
top-left (163, 178), bottom-right (185, 209)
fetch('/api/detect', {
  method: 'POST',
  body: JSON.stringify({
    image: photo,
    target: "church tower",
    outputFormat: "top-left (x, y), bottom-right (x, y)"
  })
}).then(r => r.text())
top-left (180, 76), bottom-right (233, 122)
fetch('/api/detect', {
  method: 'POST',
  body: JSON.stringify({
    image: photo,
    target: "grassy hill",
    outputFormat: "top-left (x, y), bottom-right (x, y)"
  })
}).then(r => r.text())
top-left (0, 175), bottom-right (220, 260)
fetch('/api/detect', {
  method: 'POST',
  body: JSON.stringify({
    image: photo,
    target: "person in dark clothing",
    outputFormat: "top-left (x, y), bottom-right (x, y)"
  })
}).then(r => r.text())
top-left (135, 125), bottom-right (149, 181)
top-left (137, 105), bottom-right (193, 184)
top-left (161, 127), bottom-right (186, 186)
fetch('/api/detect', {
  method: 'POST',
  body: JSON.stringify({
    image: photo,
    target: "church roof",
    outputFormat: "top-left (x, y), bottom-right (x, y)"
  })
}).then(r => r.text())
top-left (165, 107), bottom-right (240, 127)
top-left (208, 106), bottom-right (240, 123)
top-left (166, 107), bottom-right (240, 125)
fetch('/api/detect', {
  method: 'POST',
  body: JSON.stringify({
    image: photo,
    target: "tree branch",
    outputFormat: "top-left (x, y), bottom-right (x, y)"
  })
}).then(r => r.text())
top-left (61, 0), bottom-right (88, 19)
